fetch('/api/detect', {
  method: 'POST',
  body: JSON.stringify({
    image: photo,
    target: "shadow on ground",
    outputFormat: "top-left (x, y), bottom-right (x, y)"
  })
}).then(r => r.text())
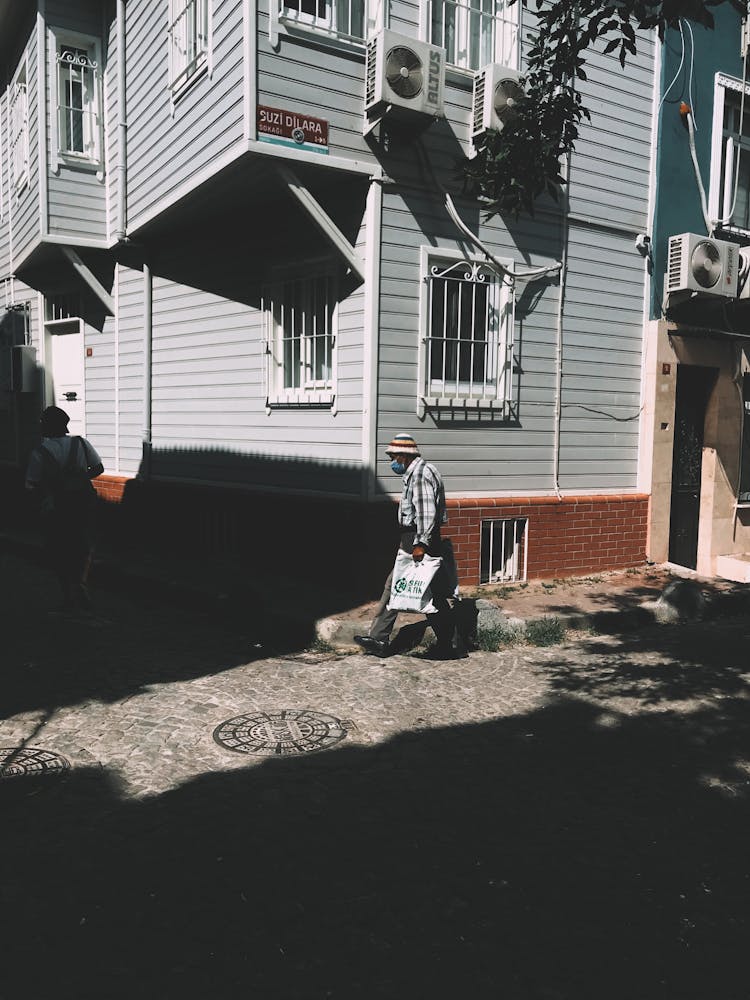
top-left (0, 548), bottom-right (277, 721)
top-left (1, 688), bottom-right (748, 1000)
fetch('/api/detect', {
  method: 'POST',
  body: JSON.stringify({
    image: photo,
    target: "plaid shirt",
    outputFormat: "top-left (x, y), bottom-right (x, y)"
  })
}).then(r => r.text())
top-left (398, 458), bottom-right (447, 547)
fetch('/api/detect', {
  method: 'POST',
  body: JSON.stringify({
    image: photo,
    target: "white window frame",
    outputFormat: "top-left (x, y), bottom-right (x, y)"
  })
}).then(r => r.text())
top-left (423, 0), bottom-right (519, 74)
top-left (480, 516), bottom-right (528, 583)
top-left (418, 246), bottom-right (514, 416)
top-left (709, 72), bottom-right (750, 236)
top-left (9, 56), bottom-right (29, 194)
top-left (168, 0), bottom-right (212, 98)
top-left (263, 269), bottom-right (339, 410)
top-left (49, 29), bottom-right (103, 174)
top-left (0, 98), bottom-right (4, 220)
top-left (269, 0), bottom-right (381, 50)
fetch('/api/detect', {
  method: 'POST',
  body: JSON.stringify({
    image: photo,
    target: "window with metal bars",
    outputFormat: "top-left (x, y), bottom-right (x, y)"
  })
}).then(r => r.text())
top-left (423, 256), bottom-right (513, 405)
top-left (168, 0), bottom-right (209, 93)
top-left (56, 43), bottom-right (101, 161)
top-left (710, 78), bottom-right (750, 234)
top-left (428, 0), bottom-right (519, 72)
top-left (9, 64), bottom-right (29, 192)
top-left (279, 0), bottom-right (366, 41)
top-left (480, 517), bottom-right (527, 584)
top-left (265, 274), bottom-right (337, 406)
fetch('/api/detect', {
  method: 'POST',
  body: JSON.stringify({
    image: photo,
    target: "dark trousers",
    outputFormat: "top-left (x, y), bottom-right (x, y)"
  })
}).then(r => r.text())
top-left (41, 491), bottom-right (96, 608)
top-left (369, 529), bottom-right (454, 646)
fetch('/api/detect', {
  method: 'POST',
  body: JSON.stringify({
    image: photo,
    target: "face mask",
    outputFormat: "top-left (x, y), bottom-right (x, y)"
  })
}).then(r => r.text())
top-left (391, 460), bottom-right (406, 475)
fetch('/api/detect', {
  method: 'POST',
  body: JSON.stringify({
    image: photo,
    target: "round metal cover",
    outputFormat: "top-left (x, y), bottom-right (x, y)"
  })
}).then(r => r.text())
top-left (0, 747), bottom-right (71, 779)
top-left (213, 710), bottom-right (347, 757)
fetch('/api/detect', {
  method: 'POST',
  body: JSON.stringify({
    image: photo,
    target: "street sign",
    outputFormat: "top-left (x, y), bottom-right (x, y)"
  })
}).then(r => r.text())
top-left (257, 105), bottom-right (329, 155)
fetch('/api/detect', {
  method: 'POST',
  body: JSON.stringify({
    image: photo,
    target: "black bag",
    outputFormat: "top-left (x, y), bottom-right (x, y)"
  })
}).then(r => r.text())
top-left (39, 437), bottom-right (95, 513)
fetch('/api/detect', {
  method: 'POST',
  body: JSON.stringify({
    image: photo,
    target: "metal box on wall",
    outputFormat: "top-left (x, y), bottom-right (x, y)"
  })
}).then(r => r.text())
top-left (0, 346), bottom-right (37, 392)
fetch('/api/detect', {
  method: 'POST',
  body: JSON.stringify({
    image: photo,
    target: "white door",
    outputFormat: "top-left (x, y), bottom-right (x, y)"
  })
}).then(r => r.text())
top-left (49, 325), bottom-right (85, 437)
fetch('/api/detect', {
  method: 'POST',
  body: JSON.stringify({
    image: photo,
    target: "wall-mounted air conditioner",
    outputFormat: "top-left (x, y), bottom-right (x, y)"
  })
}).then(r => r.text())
top-left (364, 29), bottom-right (445, 122)
top-left (0, 345), bottom-right (37, 392)
top-left (472, 64), bottom-right (524, 143)
top-left (667, 232), bottom-right (739, 298)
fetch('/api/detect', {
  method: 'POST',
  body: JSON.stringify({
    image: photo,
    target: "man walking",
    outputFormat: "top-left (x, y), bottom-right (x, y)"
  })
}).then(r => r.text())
top-left (355, 433), bottom-right (458, 659)
top-left (25, 406), bottom-right (104, 613)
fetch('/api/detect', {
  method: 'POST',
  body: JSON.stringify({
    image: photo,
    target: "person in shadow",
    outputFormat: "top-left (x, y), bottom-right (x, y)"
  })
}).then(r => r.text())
top-left (25, 406), bottom-right (104, 614)
top-left (354, 433), bottom-right (462, 659)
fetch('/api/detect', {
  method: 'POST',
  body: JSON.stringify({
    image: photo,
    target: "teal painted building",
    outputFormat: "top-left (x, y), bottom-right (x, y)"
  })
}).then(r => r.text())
top-left (644, 0), bottom-right (750, 578)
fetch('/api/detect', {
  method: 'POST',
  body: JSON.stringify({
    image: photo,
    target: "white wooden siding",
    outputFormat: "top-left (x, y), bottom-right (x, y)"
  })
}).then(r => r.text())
top-left (126, 0), bottom-right (246, 228)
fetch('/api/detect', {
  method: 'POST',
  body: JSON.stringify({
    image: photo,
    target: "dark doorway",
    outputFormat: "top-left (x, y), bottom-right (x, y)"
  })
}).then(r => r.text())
top-left (668, 364), bottom-right (718, 569)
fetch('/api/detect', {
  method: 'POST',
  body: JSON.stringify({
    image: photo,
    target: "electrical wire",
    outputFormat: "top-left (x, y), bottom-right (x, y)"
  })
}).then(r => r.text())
top-left (685, 107), bottom-right (714, 235)
top-left (684, 19), bottom-right (698, 131)
top-left (658, 19), bottom-right (685, 117)
top-left (414, 138), bottom-right (562, 283)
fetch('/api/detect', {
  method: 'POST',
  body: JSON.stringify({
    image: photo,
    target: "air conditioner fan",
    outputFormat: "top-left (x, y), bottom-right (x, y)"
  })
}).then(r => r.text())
top-left (385, 46), bottom-right (423, 99)
top-left (690, 240), bottom-right (723, 288)
top-left (494, 76), bottom-right (524, 125)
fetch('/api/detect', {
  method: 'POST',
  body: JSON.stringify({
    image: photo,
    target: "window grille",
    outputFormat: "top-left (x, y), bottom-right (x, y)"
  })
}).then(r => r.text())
top-left (429, 0), bottom-right (518, 71)
top-left (424, 258), bottom-right (513, 404)
top-left (717, 87), bottom-right (750, 231)
top-left (9, 75), bottom-right (28, 191)
top-left (265, 275), bottom-right (336, 404)
top-left (279, 0), bottom-right (366, 41)
top-left (169, 0), bottom-right (209, 92)
top-left (480, 517), bottom-right (527, 584)
top-left (57, 46), bottom-right (100, 160)
top-left (46, 293), bottom-right (81, 323)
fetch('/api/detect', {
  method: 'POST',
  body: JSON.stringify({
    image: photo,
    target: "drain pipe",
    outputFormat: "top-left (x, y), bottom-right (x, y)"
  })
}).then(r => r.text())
top-left (552, 148), bottom-right (572, 500)
top-left (142, 261), bottom-right (152, 479)
top-left (115, 0), bottom-right (127, 240)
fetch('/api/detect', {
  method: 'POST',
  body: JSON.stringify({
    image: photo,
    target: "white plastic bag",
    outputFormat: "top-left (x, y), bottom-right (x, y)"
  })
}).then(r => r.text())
top-left (387, 549), bottom-right (442, 614)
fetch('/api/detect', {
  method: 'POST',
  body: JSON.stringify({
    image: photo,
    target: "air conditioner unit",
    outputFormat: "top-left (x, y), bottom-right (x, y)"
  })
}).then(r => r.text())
top-left (472, 63), bottom-right (524, 143)
top-left (0, 345), bottom-right (36, 392)
top-left (364, 29), bottom-right (445, 122)
top-left (667, 232), bottom-right (739, 298)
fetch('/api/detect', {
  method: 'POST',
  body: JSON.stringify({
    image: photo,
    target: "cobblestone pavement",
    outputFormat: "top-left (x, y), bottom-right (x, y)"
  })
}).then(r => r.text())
top-left (1, 550), bottom-right (749, 1000)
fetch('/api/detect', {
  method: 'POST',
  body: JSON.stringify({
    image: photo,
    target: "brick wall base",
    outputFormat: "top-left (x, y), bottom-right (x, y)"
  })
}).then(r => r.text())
top-left (93, 475), bottom-right (129, 503)
top-left (444, 494), bottom-right (649, 583)
top-left (84, 476), bottom-right (648, 589)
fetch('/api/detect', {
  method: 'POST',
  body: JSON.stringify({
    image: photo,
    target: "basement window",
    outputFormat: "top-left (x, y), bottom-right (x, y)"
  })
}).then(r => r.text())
top-left (480, 517), bottom-right (527, 583)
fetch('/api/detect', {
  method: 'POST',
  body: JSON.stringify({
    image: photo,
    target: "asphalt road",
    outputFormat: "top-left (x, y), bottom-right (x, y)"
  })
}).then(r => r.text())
top-left (1, 550), bottom-right (749, 1000)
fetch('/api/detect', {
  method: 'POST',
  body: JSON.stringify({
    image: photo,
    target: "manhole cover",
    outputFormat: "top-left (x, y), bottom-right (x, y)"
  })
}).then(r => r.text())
top-left (0, 747), bottom-right (71, 779)
top-left (213, 710), bottom-right (348, 757)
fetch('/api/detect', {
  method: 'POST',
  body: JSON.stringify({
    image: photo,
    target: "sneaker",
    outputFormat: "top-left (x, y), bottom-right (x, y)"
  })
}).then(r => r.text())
top-left (354, 635), bottom-right (390, 658)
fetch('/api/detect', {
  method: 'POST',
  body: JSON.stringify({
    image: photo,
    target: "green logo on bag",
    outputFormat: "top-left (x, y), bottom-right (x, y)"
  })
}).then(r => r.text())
top-left (394, 577), bottom-right (407, 594)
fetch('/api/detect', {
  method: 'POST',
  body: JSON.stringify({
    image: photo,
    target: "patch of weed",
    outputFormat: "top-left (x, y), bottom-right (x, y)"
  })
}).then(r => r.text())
top-left (526, 616), bottom-right (566, 647)
top-left (308, 636), bottom-right (336, 654)
top-left (476, 621), bottom-right (526, 651)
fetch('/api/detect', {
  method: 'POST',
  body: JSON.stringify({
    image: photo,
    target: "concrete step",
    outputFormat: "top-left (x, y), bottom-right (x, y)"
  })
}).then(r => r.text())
top-left (716, 553), bottom-right (750, 584)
